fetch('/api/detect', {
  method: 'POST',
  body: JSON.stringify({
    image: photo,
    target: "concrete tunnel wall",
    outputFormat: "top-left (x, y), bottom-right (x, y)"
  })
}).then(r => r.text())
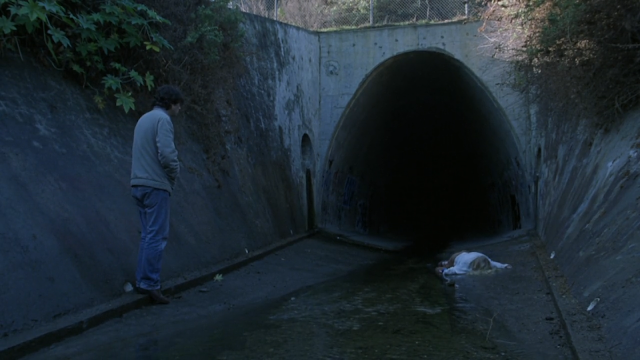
top-left (0, 14), bottom-right (319, 338)
top-left (314, 22), bottom-right (534, 247)
top-left (319, 50), bottom-right (526, 245)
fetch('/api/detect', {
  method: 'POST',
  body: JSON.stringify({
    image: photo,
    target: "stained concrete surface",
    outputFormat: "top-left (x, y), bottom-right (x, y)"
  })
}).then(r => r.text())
top-left (22, 232), bottom-right (606, 360)
top-left (535, 108), bottom-right (640, 358)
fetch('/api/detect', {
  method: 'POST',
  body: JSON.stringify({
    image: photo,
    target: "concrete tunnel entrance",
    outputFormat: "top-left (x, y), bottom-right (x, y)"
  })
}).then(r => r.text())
top-left (320, 50), bottom-right (528, 251)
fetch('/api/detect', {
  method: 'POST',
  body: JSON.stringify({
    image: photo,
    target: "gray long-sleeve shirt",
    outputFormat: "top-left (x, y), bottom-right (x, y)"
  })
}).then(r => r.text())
top-left (130, 107), bottom-right (179, 194)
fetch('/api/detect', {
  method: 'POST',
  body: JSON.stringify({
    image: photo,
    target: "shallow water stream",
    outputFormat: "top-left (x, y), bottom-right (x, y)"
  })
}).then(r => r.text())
top-left (24, 238), bottom-right (528, 360)
top-left (152, 257), bottom-right (507, 359)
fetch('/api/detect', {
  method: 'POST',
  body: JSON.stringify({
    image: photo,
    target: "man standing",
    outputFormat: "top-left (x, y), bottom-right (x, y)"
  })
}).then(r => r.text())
top-left (130, 85), bottom-right (183, 304)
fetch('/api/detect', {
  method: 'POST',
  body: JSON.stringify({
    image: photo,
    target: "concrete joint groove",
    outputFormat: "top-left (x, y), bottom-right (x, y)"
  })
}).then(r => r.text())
top-left (531, 236), bottom-right (611, 360)
top-left (531, 237), bottom-right (581, 360)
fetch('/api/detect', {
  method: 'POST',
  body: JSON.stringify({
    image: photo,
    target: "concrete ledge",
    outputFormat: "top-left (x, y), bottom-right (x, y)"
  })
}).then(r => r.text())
top-left (0, 230), bottom-right (318, 360)
top-left (446, 228), bottom-right (533, 251)
top-left (532, 237), bottom-right (581, 360)
top-left (531, 236), bottom-right (611, 360)
top-left (318, 227), bottom-right (413, 252)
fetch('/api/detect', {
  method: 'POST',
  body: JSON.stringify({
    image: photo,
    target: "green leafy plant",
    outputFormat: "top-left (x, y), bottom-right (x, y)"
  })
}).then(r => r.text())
top-left (3, 0), bottom-right (247, 181)
top-left (183, 2), bottom-right (244, 63)
top-left (482, 0), bottom-right (640, 126)
top-left (131, 0), bottom-right (245, 183)
top-left (0, 0), bottom-right (172, 112)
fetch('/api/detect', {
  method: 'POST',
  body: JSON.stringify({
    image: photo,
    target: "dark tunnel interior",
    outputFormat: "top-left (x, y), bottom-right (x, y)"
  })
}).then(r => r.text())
top-left (320, 50), bottom-right (527, 251)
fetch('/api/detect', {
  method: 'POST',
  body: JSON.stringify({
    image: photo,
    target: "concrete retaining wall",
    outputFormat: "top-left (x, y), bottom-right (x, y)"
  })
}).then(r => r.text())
top-left (0, 14), bottom-right (317, 338)
top-left (535, 110), bottom-right (640, 358)
top-left (237, 15), bottom-right (321, 228)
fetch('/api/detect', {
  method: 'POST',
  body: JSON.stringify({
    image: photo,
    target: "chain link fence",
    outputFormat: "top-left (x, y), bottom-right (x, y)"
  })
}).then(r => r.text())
top-left (230, 0), bottom-right (487, 30)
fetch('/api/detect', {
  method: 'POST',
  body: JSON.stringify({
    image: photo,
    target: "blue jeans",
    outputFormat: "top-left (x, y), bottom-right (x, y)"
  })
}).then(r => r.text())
top-left (132, 186), bottom-right (170, 291)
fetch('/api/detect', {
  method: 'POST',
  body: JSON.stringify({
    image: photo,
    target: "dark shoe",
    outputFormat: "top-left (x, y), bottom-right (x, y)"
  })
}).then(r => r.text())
top-left (135, 286), bottom-right (162, 295)
top-left (135, 286), bottom-right (149, 295)
top-left (148, 289), bottom-right (170, 304)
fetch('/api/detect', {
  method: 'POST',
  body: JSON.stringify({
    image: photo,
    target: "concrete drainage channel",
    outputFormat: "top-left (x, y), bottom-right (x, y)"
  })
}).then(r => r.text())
top-left (323, 227), bottom-right (610, 360)
top-left (0, 229), bottom-right (609, 359)
top-left (318, 228), bottom-right (606, 359)
top-left (0, 230), bottom-right (318, 360)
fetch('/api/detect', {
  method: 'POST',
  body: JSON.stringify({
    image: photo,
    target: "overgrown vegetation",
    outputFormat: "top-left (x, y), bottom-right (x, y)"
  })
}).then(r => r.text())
top-left (134, 0), bottom-right (245, 181)
top-left (482, 0), bottom-right (640, 127)
top-left (0, 0), bottom-right (244, 118)
top-left (1, 0), bottom-right (245, 180)
top-left (0, 0), bottom-right (171, 112)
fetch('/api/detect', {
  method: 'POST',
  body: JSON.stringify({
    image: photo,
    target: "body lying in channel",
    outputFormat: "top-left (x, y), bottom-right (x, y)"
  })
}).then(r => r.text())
top-left (435, 251), bottom-right (511, 279)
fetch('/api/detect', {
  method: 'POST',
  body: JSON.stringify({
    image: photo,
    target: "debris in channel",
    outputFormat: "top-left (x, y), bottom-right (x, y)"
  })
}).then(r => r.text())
top-left (587, 298), bottom-right (600, 311)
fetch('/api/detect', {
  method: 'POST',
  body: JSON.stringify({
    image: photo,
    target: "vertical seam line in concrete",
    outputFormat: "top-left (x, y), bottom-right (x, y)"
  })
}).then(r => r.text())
top-left (532, 238), bottom-right (581, 360)
top-left (316, 30), bottom-right (323, 226)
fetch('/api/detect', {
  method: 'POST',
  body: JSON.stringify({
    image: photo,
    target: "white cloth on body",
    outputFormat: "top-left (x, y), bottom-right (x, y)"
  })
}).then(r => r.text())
top-left (442, 252), bottom-right (509, 276)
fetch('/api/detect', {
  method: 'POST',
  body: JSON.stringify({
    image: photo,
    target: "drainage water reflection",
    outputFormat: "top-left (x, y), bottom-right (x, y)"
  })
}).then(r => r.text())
top-left (160, 256), bottom-right (506, 359)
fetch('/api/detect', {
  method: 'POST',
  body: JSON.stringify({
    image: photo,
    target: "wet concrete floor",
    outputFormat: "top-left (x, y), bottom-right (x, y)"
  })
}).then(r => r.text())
top-left (23, 233), bottom-right (579, 359)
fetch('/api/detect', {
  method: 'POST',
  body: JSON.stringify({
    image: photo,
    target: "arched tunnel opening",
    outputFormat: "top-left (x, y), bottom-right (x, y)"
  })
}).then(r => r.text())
top-left (320, 50), bottom-right (529, 253)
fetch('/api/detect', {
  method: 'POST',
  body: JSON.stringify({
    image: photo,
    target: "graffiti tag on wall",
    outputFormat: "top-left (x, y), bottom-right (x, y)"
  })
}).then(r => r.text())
top-left (355, 200), bottom-right (369, 233)
top-left (342, 175), bottom-right (357, 208)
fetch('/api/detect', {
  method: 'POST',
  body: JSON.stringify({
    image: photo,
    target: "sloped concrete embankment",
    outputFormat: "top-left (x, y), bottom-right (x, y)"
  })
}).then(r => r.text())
top-left (0, 14), bottom-right (319, 348)
top-left (536, 109), bottom-right (640, 358)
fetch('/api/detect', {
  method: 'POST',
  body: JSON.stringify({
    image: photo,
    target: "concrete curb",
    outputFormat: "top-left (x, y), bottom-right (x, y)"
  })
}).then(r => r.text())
top-left (531, 236), bottom-right (611, 360)
top-left (446, 228), bottom-right (532, 252)
top-left (0, 230), bottom-right (318, 360)
top-left (531, 237), bottom-right (582, 360)
top-left (318, 227), bottom-right (413, 252)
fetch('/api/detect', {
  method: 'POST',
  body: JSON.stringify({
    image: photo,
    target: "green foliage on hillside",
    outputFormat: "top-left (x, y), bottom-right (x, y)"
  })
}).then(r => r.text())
top-left (0, 0), bottom-right (245, 116)
top-left (0, 0), bottom-right (171, 112)
top-left (484, 0), bottom-right (640, 126)
top-left (134, 0), bottom-right (245, 181)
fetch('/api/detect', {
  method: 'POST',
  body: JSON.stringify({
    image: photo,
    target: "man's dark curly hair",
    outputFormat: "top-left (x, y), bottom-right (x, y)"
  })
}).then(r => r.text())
top-left (153, 85), bottom-right (184, 110)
